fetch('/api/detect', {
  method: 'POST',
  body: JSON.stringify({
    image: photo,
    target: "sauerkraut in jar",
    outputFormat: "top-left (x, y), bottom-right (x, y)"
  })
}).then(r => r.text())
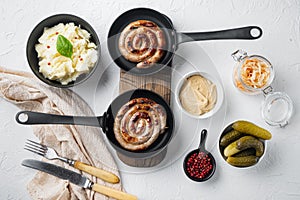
top-left (232, 50), bottom-right (274, 95)
top-left (231, 50), bottom-right (293, 127)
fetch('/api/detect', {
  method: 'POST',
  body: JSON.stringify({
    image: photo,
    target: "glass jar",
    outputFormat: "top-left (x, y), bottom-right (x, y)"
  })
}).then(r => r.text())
top-left (231, 50), bottom-right (293, 128)
top-left (232, 49), bottom-right (274, 95)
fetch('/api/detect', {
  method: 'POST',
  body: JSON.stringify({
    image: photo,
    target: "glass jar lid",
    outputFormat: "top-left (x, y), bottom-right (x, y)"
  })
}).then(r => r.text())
top-left (261, 91), bottom-right (293, 127)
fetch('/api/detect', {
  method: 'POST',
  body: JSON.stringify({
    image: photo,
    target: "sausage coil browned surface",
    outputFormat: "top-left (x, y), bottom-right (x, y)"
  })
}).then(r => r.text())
top-left (118, 20), bottom-right (166, 68)
top-left (113, 98), bottom-right (167, 151)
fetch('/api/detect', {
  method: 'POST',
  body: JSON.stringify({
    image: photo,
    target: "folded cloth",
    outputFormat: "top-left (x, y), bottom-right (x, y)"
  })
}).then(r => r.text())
top-left (0, 67), bottom-right (122, 200)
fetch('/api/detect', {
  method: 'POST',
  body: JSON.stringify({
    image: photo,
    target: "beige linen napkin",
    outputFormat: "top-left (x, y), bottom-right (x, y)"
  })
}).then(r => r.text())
top-left (0, 67), bottom-right (122, 200)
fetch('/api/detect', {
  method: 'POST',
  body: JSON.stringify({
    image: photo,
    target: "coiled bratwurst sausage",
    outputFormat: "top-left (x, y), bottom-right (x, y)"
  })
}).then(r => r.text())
top-left (114, 98), bottom-right (167, 151)
top-left (118, 20), bottom-right (166, 68)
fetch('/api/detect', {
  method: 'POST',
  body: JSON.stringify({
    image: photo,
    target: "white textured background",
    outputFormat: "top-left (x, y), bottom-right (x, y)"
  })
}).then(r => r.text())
top-left (1, 0), bottom-right (300, 199)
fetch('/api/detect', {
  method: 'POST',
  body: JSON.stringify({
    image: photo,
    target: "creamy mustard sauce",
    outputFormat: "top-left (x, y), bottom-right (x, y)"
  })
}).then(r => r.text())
top-left (179, 75), bottom-right (217, 115)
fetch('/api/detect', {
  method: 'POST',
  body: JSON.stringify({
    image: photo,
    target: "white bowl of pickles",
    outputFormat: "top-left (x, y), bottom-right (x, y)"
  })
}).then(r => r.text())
top-left (218, 120), bottom-right (272, 168)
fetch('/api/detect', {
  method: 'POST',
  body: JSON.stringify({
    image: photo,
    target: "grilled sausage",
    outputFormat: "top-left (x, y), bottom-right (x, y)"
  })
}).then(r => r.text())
top-left (114, 98), bottom-right (167, 151)
top-left (118, 20), bottom-right (166, 68)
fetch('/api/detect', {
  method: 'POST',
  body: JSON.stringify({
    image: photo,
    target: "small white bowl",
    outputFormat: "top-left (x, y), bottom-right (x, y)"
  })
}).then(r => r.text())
top-left (175, 71), bottom-right (224, 119)
top-left (218, 121), bottom-right (267, 169)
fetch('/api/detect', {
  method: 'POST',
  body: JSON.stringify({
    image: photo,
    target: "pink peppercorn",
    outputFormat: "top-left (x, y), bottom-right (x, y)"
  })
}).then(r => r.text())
top-left (186, 152), bottom-right (213, 179)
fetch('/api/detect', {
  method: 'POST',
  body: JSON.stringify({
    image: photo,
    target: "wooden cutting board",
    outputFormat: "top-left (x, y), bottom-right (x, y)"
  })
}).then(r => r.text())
top-left (119, 67), bottom-right (172, 104)
top-left (117, 65), bottom-right (172, 167)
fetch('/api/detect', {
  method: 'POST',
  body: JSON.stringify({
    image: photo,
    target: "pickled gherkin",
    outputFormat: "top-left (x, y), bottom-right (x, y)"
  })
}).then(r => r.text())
top-left (224, 136), bottom-right (264, 157)
top-left (226, 156), bottom-right (258, 167)
top-left (233, 148), bottom-right (256, 157)
top-left (232, 120), bottom-right (272, 140)
top-left (220, 130), bottom-right (244, 147)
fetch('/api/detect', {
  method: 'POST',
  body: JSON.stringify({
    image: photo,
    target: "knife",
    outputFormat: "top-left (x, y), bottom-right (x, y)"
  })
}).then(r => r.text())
top-left (22, 159), bottom-right (137, 200)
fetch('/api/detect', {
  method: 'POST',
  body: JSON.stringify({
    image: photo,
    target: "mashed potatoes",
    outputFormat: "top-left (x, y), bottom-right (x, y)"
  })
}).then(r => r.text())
top-left (35, 23), bottom-right (98, 85)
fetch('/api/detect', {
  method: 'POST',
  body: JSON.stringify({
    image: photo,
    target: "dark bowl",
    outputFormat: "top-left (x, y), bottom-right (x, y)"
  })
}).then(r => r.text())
top-left (26, 14), bottom-right (100, 88)
top-left (183, 149), bottom-right (216, 182)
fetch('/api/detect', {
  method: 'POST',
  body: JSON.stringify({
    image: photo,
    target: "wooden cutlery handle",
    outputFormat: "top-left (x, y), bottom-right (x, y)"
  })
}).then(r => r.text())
top-left (74, 161), bottom-right (120, 184)
top-left (92, 183), bottom-right (138, 200)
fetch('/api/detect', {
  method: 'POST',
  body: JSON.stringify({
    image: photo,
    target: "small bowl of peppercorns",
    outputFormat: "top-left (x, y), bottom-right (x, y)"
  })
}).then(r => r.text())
top-left (183, 129), bottom-right (216, 182)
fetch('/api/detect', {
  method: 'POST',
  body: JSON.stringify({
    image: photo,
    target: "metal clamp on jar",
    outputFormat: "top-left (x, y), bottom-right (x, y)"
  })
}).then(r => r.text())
top-left (231, 49), bottom-right (293, 128)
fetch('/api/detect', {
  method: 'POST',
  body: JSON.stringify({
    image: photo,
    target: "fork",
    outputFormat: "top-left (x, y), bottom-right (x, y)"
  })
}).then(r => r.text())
top-left (25, 139), bottom-right (120, 184)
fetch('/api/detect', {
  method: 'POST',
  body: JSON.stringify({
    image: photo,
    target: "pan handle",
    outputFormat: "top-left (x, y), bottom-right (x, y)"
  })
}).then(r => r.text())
top-left (15, 111), bottom-right (103, 127)
top-left (177, 26), bottom-right (262, 44)
top-left (198, 129), bottom-right (207, 151)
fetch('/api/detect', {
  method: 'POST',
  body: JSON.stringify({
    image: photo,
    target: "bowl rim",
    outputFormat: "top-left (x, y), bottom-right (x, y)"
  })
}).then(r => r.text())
top-left (175, 71), bottom-right (224, 119)
top-left (26, 13), bottom-right (100, 88)
top-left (218, 121), bottom-right (267, 169)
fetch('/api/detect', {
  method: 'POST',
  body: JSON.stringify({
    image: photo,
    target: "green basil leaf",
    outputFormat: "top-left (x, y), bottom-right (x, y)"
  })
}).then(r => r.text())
top-left (56, 34), bottom-right (73, 59)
